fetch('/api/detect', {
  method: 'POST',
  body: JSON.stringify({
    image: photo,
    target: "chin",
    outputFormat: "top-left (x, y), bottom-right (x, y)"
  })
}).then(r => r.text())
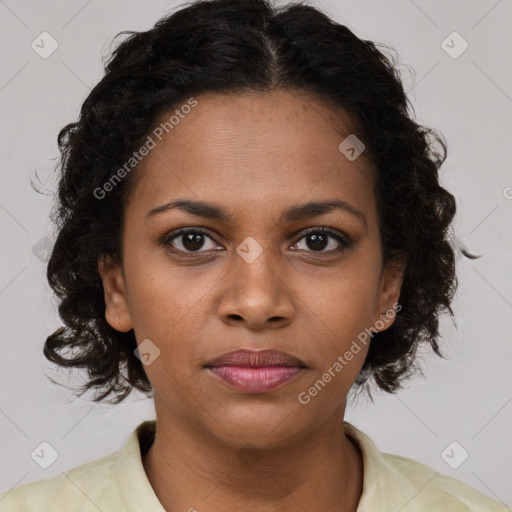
top-left (205, 408), bottom-right (308, 450)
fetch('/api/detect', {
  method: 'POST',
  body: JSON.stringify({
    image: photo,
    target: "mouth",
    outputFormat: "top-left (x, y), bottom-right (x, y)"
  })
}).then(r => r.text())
top-left (204, 349), bottom-right (307, 393)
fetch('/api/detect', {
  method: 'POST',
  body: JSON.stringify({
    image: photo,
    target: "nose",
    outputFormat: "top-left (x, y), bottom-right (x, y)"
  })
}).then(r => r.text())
top-left (217, 248), bottom-right (295, 330)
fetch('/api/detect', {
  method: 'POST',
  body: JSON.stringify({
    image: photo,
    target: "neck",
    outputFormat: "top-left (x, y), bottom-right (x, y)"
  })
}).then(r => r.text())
top-left (142, 400), bottom-right (363, 512)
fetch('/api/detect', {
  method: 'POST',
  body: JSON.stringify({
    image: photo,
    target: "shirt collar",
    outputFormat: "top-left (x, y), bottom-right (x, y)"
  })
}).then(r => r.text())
top-left (115, 420), bottom-right (166, 511)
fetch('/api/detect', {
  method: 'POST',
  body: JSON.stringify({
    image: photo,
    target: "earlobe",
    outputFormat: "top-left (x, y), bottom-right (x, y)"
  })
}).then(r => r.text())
top-left (97, 255), bottom-right (133, 333)
top-left (375, 259), bottom-right (405, 333)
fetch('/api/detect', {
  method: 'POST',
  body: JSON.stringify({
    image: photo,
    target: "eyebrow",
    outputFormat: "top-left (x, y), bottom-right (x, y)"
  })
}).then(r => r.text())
top-left (145, 198), bottom-right (367, 227)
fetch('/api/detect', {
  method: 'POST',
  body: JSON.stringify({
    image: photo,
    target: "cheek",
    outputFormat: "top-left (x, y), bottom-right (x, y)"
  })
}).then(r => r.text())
top-left (294, 264), bottom-right (379, 380)
top-left (300, 264), bottom-right (380, 330)
top-left (124, 266), bottom-right (218, 385)
top-left (123, 250), bottom-right (211, 335)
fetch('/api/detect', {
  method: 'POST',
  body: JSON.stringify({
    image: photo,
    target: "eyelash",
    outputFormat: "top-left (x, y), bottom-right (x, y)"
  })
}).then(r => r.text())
top-left (162, 226), bottom-right (352, 256)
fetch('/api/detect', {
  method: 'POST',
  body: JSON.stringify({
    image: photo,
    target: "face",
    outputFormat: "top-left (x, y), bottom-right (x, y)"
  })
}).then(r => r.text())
top-left (99, 90), bottom-right (403, 449)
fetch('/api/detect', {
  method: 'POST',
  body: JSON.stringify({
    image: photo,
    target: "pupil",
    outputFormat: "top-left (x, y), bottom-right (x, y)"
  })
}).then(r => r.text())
top-left (307, 233), bottom-right (327, 251)
top-left (183, 233), bottom-right (204, 251)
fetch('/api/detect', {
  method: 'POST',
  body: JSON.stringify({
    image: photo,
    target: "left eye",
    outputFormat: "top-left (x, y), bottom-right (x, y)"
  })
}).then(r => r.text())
top-left (291, 228), bottom-right (350, 253)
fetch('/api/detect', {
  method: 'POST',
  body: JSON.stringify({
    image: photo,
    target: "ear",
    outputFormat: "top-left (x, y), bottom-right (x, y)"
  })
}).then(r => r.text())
top-left (97, 255), bottom-right (133, 333)
top-left (373, 258), bottom-right (405, 333)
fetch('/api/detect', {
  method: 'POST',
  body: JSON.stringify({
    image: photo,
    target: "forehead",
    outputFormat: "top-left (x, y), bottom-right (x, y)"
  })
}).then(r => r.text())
top-left (126, 90), bottom-right (376, 221)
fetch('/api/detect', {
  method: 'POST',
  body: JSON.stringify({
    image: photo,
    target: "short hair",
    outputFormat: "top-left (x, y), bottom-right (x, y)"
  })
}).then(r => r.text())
top-left (43, 0), bottom-right (459, 404)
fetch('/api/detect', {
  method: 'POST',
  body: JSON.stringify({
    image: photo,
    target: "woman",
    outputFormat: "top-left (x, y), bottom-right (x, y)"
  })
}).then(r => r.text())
top-left (0, 0), bottom-right (508, 510)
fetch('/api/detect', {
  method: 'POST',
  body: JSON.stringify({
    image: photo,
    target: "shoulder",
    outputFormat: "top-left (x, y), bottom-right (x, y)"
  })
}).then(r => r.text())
top-left (0, 451), bottom-right (119, 511)
top-left (381, 451), bottom-right (510, 511)
top-left (0, 420), bottom-right (158, 512)
top-left (343, 422), bottom-right (511, 512)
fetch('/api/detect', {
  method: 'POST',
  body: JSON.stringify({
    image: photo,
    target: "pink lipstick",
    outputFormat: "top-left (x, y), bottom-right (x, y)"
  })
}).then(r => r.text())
top-left (205, 349), bottom-right (305, 393)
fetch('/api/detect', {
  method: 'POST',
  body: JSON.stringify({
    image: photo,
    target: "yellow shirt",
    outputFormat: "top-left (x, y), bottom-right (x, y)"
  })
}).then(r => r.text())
top-left (0, 420), bottom-right (509, 511)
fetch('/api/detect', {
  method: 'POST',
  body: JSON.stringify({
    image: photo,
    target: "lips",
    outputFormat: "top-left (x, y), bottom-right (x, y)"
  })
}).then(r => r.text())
top-left (205, 349), bottom-right (306, 368)
top-left (204, 349), bottom-right (306, 393)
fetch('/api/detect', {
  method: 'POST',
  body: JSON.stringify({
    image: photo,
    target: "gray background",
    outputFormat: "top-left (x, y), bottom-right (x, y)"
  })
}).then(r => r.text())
top-left (0, 0), bottom-right (511, 507)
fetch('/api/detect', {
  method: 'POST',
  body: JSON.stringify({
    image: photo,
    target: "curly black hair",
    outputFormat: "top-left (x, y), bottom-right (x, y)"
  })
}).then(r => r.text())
top-left (42, 0), bottom-right (461, 404)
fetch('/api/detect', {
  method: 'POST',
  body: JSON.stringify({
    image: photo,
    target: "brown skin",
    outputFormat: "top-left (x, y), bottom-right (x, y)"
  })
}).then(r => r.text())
top-left (98, 90), bottom-right (403, 512)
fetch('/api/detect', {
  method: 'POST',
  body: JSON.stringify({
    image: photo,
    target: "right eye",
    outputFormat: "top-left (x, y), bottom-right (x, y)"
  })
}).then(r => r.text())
top-left (164, 227), bottom-right (223, 254)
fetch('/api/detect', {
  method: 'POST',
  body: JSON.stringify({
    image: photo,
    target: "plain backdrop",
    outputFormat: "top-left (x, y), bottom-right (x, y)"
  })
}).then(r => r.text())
top-left (0, 0), bottom-right (511, 507)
